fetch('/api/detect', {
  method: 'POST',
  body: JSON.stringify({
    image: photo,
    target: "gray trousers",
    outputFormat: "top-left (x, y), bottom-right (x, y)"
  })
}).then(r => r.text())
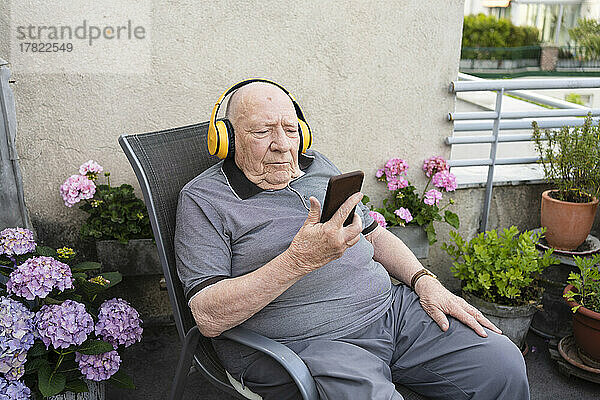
top-left (234, 284), bottom-right (530, 400)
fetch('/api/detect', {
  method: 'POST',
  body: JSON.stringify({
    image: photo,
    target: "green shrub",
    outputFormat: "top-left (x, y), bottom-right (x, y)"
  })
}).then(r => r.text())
top-left (462, 14), bottom-right (540, 48)
top-left (79, 180), bottom-right (153, 243)
top-left (564, 254), bottom-right (600, 313)
top-left (532, 114), bottom-right (600, 203)
top-left (442, 227), bottom-right (558, 306)
top-left (569, 18), bottom-right (600, 60)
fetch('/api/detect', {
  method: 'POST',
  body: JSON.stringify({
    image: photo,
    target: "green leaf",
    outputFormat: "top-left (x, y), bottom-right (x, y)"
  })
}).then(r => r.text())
top-left (444, 211), bottom-right (460, 229)
top-left (71, 261), bottom-right (102, 273)
top-left (38, 364), bottom-right (66, 397)
top-left (424, 223), bottom-right (437, 245)
top-left (43, 297), bottom-right (63, 305)
top-left (109, 368), bottom-right (136, 389)
top-left (361, 195), bottom-right (370, 205)
top-left (77, 339), bottom-right (114, 355)
top-left (35, 246), bottom-right (57, 257)
top-left (65, 379), bottom-right (89, 393)
top-left (25, 357), bottom-right (49, 374)
top-left (28, 341), bottom-right (49, 358)
top-left (98, 272), bottom-right (122, 288)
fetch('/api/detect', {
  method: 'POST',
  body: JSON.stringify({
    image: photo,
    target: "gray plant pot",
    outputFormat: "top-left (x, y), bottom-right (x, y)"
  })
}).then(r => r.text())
top-left (387, 225), bottom-right (429, 259)
top-left (48, 381), bottom-right (105, 400)
top-left (463, 292), bottom-right (538, 350)
top-left (96, 238), bottom-right (161, 276)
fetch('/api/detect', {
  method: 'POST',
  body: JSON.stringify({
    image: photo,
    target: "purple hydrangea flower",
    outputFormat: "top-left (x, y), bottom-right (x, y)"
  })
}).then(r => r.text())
top-left (0, 297), bottom-right (34, 381)
top-left (95, 298), bottom-right (143, 348)
top-left (375, 168), bottom-right (385, 178)
top-left (75, 350), bottom-right (121, 381)
top-left (387, 176), bottom-right (408, 191)
top-left (0, 228), bottom-right (36, 257)
top-left (0, 376), bottom-right (31, 400)
top-left (368, 211), bottom-right (387, 228)
top-left (394, 207), bottom-right (413, 223)
top-left (423, 189), bottom-right (443, 206)
top-left (79, 160), bottom-right (103, 177)
top-left (432, 170), bottom-right (458, 192)
top-left (7, 257), bottom-right (73, 300)
top-left (1, 354), bottom-right (25, 381)
top-left (35, 300), bottom-right (94, 349)
top-left (60, 174), bottom-right (96, 207)
top-left (422, 156), bottom-right (449, 178)
top-left (384, 158), bottom-right (409, 179)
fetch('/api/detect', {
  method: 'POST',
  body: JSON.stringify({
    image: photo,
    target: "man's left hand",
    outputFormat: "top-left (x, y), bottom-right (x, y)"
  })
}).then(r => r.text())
top-left (414, 276), bottom-right (502, 338)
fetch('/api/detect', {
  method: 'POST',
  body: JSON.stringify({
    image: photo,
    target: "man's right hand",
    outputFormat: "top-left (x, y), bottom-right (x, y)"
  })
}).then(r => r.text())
top-left (285, 192), bottom-right (364, 275)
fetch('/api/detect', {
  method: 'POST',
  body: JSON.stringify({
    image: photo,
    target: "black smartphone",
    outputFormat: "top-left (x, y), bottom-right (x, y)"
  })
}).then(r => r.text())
top-left (320, 171), bottom-right (364, 226)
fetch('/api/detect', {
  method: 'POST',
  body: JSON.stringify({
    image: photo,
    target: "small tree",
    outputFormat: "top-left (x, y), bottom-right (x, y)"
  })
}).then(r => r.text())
top-left (569, 18), bottom-right (600, 60)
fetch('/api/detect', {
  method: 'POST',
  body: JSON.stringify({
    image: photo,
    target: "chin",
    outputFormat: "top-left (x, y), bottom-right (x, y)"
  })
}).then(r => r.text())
top-left (266, 171), bottom-right (292, 186)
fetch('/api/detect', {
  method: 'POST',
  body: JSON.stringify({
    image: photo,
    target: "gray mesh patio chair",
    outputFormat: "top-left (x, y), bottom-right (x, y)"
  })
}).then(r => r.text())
top-left (119, 122), bottom-right (427, 400)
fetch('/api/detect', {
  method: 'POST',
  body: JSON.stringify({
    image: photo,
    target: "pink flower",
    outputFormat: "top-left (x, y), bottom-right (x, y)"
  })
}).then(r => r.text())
top-left (375, 169), bottom-right (385, 178)
top-left (384, 158), bottom-right (409, 179)
top-left (60, 175), bottom-right (96, 207)
top-left (369, 211), bottom-right (387, 228)
top-left (423, 156), bottom-right (449, 177)
top-left (79, 160), bottom-right (103, 177)
top-left (424, 189), bottom-right (443, 206)
top-left (387, 176), bottom-right (409, 191)
top-left (432, 170), bottom-right (457, 192)
top-left (394, 207), bottom-right (413, 223)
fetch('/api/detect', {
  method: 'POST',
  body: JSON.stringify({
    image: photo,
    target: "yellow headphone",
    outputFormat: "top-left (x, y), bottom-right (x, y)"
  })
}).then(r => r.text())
top-left (208, 78), bottom-right (313, 159)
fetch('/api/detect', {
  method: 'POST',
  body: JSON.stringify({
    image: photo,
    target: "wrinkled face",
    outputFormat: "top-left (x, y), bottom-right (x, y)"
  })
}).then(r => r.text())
top-left (230, 84), bottom-right (302, 190)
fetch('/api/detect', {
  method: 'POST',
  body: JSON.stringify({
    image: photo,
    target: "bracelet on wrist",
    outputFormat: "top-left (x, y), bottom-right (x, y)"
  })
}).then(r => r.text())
top-left (410, 268), bottom-right (437, 290)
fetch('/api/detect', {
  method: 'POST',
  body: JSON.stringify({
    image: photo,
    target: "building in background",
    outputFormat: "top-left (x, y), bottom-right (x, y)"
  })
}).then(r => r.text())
top-left (464, 0), bottom-right (600, 44)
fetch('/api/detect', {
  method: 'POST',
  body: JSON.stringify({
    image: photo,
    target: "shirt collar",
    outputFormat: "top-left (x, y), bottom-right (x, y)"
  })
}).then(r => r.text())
top-left (221, 152), bottom-right (315, 200)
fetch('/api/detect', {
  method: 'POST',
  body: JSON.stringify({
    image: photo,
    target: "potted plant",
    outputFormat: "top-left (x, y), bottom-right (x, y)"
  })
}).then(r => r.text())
top-left (532, 114), bottom-right (600, 251)
top-left (60, 161), bottom-right (159, 276)
top-left (442, 226), bottom-right (559, 349)
top-left (563, 254), bottom-right (600, 365)
top-left (0, 227), bottom-right (143, 399)
top-left (363, 156), bottom-right (460, 258)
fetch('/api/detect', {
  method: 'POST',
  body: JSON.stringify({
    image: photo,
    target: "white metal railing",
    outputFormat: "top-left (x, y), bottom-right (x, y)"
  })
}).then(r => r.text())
top-left (448, 73), bottom-right (600, 232)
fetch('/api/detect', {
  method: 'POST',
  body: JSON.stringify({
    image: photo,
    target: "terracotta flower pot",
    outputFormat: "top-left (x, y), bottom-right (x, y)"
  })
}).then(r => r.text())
top-left (563, 284), bottom-right (600, 363)
top-left (541, 190), bottom-right (598, 251)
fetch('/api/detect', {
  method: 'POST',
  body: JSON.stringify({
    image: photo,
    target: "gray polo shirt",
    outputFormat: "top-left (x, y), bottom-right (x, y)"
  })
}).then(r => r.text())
top-left (174, 149), bottom-right (392, 344)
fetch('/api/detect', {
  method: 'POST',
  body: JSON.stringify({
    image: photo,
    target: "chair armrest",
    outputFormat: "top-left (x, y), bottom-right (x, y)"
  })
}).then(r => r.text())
top-left (221, 326), bottom-right (319, 400)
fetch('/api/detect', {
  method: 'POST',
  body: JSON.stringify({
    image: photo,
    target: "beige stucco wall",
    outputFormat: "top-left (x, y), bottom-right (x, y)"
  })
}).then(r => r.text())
top-left (0, 0), bottom-right (466, 244)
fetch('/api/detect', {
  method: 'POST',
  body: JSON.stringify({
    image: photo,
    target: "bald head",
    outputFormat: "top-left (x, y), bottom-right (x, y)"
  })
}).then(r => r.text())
top-left (223, 81), bottom-right (303, 190)
top-left (225, 82), bottom-right (294, 126)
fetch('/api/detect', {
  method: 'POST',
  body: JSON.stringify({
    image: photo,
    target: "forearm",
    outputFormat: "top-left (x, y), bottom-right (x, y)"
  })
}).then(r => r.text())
top-left (366, 226), bottom-right (431, 291)
top-left (189, 249), bottom-right (304, 337)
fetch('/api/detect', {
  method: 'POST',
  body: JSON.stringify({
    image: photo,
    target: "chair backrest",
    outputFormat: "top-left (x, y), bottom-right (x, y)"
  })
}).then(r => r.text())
top-left (119, 122), bottom-right (239, 393)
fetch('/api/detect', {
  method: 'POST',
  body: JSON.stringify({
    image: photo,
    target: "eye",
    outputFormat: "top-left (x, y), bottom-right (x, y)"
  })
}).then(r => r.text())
top-left (252, 130), bottom-right (269, 137)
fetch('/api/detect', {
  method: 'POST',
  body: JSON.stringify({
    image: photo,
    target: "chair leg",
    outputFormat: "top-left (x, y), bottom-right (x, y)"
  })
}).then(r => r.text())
top-left (169, 326), bottom-right (201, 400)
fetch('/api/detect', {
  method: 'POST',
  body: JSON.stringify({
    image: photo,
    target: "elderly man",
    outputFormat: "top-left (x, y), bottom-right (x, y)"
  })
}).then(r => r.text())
top-left (174, 81), bottom-right (529, 400)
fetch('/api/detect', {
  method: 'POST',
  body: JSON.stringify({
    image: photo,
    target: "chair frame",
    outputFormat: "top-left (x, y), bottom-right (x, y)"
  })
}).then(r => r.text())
top-left (119, 130), bottom-right (319, 400)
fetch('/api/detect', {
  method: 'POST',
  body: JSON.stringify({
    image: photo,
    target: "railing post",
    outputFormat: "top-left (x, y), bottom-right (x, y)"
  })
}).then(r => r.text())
top-left (480, 88), bottom-right (504, 233)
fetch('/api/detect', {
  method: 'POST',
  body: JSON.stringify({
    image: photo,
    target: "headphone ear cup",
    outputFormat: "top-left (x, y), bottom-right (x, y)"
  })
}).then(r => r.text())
top-left (214, 119), bottom-right (234, 159)
top-left (297, 119), bottom-right (311, 153)
top-left (224, 119), bottom-right (235, 159)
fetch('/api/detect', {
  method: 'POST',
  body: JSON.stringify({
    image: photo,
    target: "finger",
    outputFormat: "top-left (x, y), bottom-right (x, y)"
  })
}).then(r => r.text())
top-left (473, 311), bottom-right (502, 334)
top-left (455, 309), bottom-right (487, 338)
top-left (330, 192), bottom-right (363, 227)
top-left (305, 197), bottom-right (322, 225)
top-left (423, 304), bottom-right (450, 332)
top-left (343, 212), bottom-right (363, 244)
top-left (461, 301), bottom-right (502, 335)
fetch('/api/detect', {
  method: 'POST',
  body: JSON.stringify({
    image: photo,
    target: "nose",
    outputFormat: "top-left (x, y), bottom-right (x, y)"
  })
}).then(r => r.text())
top-left (270, 126), bottom-right (293, 152)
